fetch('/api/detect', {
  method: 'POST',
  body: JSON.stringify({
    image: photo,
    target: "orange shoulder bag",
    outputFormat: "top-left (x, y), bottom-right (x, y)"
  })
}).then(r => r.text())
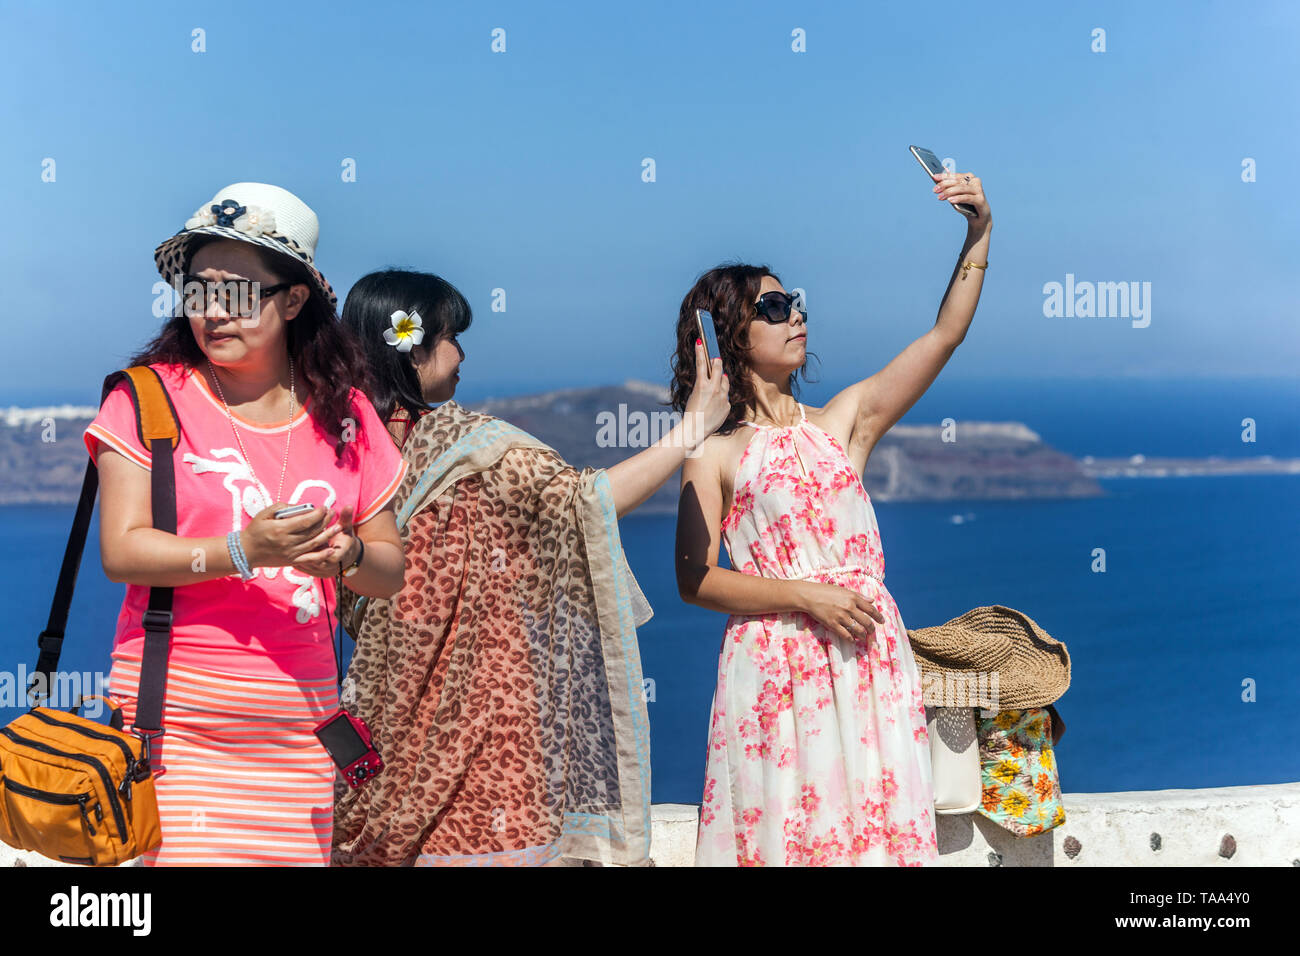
top-left (0, 366), bottom-right (180, 865)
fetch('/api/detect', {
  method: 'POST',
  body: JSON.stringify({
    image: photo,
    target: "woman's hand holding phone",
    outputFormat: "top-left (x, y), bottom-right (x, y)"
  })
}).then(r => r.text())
top-left (292, 505), bottom-right (360, 579)
top-left (910, 145), bottom-right (991, 230)
top-left (931, 170), bottom-right (991, 232)
top-left (683, 337), bottom-right (730, 453)
top-left (240, 503), bottom-right (340, 570)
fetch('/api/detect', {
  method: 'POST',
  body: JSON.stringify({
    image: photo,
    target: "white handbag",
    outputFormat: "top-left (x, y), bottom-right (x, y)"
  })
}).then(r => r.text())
top-left (926, 706), bottom-right (981, 814)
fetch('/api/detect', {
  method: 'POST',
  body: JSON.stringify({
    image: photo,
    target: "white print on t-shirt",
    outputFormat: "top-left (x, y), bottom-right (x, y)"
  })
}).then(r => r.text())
top-left (182, 447), bottom-right (338, 624)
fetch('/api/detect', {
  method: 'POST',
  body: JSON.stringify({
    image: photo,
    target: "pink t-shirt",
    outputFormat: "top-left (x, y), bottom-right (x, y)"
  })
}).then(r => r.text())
top-left (83, 362), bottom-right (408, 681)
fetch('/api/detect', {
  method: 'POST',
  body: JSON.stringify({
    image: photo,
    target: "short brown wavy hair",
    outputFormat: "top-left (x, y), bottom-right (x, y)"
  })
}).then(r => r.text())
top-left (668, 262), bottom-right (817, 435)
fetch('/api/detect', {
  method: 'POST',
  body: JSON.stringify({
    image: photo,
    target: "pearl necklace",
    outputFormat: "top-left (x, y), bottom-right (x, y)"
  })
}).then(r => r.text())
top-left (205, 358), bottom-right (296, 505)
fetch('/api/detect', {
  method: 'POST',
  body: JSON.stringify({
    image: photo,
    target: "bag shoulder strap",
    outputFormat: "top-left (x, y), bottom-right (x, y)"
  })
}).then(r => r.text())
top-left (32, 366), bottom-right (180, 753)
top-left (120, 365), bottom-right (181, 452)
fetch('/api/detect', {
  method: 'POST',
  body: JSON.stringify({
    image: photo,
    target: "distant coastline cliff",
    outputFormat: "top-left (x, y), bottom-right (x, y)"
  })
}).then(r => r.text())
top-left (2, 382), bottom-right (1294, 510)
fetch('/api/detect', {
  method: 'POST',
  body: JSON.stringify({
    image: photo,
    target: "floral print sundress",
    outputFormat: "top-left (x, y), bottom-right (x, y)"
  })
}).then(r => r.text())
top-left (695, 402), bottom-right (940, 866)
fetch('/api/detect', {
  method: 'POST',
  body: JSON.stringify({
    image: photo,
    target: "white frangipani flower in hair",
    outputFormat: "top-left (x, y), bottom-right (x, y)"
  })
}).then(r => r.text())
top-left (384, 309), bottom-right (425, 352)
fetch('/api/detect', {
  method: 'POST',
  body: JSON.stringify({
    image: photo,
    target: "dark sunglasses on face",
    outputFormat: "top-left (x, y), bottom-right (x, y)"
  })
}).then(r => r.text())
top-left (176, 273), bottom-right (293, 316)
top-left (754, 290), bottom-right (808, 324)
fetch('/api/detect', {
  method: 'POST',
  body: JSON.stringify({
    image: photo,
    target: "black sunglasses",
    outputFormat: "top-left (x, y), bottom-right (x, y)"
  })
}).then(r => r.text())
top-left (754, 290), bottom-right (808, 324)
top-left (176, 273), bottom-right (294, 317)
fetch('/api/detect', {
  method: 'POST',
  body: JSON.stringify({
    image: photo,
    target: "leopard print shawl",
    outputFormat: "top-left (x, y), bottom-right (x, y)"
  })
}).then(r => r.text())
top-left (331, 399), bottom-right (654, 866)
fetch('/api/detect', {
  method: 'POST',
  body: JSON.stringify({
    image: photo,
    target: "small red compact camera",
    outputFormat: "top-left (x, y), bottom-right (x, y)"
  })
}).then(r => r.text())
top-left (313, 710), bottom-right (383, 789)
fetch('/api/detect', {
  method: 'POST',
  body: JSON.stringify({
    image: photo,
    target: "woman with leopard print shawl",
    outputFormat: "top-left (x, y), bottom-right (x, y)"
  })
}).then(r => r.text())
top-left (329, 269), bottom-right (729, 865)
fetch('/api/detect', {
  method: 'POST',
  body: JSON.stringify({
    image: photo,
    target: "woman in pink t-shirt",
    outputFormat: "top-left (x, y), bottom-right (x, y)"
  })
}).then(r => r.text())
top-left (84, 183), bottom-right (406, 866)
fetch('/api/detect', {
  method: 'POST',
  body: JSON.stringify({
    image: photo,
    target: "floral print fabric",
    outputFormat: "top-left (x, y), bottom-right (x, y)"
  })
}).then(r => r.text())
top-left (695, 404), bottom-right (939, 866)
top-left (977, 708), bottom-right (1065, 836)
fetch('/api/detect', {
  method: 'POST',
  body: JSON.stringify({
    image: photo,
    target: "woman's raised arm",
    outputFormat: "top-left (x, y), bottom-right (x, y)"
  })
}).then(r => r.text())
top-left (605, 340), bottom-right (731, 518)
top-left (823, 172), bottom-right (992, 457)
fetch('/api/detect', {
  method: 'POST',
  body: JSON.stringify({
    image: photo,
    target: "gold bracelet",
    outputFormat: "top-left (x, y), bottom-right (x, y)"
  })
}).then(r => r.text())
top-left (960, 259), bottom-right (988, 280)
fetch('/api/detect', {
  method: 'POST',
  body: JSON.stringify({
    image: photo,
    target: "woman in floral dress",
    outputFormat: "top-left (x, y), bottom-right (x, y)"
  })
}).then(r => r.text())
top-left (672, 170), bottom-right (992, 865)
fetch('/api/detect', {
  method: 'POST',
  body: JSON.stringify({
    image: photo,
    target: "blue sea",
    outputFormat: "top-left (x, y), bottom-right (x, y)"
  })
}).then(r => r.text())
top-left (3, 377), bottom-right (1297, 802)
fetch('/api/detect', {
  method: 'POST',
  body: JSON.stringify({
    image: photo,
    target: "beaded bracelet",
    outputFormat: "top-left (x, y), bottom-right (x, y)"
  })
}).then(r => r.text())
top-left (227, 529), bottom-right (254, 581)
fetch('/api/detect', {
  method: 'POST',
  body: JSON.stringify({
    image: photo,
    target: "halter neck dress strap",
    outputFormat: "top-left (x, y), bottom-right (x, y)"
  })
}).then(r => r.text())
top-left (740, 403), bottom-right (805, 429)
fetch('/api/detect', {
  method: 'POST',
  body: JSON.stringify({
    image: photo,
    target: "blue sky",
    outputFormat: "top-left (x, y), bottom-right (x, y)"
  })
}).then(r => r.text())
top-left (1, 0), bottom-right (1296, 405)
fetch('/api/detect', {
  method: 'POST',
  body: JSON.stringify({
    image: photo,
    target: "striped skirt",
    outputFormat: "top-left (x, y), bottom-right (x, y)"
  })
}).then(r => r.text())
top-left (107, 654), bottom-right (339, 866)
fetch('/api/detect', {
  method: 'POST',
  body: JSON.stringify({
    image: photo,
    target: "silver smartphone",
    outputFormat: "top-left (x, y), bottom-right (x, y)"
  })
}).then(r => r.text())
top-left (695, 309), bottom-right (720, 374)
top-left (273, 503), bottom-right (314, 519)
top-left (909, 145), bottom-right (977, 218)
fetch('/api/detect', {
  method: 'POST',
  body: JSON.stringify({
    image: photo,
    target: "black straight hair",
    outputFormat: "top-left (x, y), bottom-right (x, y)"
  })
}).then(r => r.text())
top-left (340, 269), bottom-right (472, 421)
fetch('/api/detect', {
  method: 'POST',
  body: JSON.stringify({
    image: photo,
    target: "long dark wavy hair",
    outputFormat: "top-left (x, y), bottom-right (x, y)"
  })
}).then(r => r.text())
top-left (127, 235), bottom-right (371, 463)
top-left (339, 269), bottom-right (472, 421)
top-left (668, 262), bottom-right (818, 435)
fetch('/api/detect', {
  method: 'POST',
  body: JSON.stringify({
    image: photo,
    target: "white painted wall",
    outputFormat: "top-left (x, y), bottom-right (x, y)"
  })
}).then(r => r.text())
top-left (5, 782), bottom-right (1298, 867)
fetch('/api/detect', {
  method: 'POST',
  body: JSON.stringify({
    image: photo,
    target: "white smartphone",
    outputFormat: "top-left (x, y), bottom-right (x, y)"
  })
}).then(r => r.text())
top-left (273, 503), bottom-right (314, 519)
top-left (909, 145), bottom-right (977, 218)
top-left (695, 309), bottom-right (720, 374)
